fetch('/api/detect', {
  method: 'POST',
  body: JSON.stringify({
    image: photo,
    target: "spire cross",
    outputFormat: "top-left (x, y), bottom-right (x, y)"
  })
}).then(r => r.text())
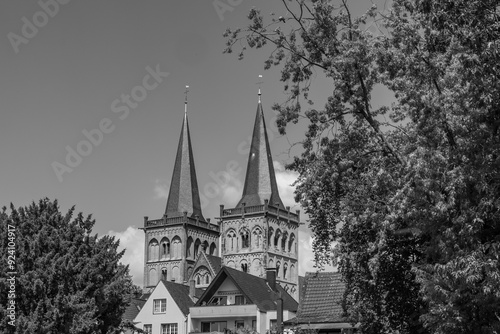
top-left (256, 75), bottom-right (263, 103)
top-left (184, 85), bottom-right (190, 113)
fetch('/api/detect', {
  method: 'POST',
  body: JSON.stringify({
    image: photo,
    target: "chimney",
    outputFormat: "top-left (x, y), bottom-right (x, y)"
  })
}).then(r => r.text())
top-left (266, 267), bottom-right (277, 291)
top-left (277, 293), bottom-right (283, 334)
top-left (189, 279), bottom-right (196, 300)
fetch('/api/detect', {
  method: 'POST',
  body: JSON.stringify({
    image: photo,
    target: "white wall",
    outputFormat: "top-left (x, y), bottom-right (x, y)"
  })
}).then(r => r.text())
top-left (135, 281), bottom-right (188, 334)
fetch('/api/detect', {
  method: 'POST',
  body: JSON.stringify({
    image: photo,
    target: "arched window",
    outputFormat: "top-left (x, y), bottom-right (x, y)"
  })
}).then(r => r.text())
top-left (160, 237), bottom-right (170, 259)
top-left (288, 233), bottom-right (296, 253)
top-left (202, 240), bottom-right (209, 254)
top-left (148, 239), bottom-right (159, 262)
top-left (283, 263), bottom-right (288, 279)
top-left (205, 275), bottom-right (210, 284)
top-left (240, 228), bottom-right (249, 248)
top-left (171, 236), bottom-right (181, 259)
top-left (161, 268), bottom-right (167, 281)
top-left (226, 230), bottom-right (236, 251)
top-left (281, 232), bottom-right (288, 251)
top-left (148, 268), bottom-right (157, 286)
top-left (252, 227), bottom-right (262, 248)
top-left (187, 236), bottom-right (193, 258)
top-left (274, 229), bottom-right (282, 247)
top-left (241, 261), bottom-right (248, 273)
top-left (276, 261), bottom-right (281, 278)
top-left (209, 242), bottom-right (217, 255)
top-left (196, 275), bottom-right (201, 285)
top-left (268, 227), bottom-right (274, 246)
top-left (194, 238), bottom-right (201, 256)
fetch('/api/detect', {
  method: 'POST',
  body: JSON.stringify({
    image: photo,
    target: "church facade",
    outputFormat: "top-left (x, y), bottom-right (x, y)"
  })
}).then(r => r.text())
top-left (141, 90), bottom-right (300, 300)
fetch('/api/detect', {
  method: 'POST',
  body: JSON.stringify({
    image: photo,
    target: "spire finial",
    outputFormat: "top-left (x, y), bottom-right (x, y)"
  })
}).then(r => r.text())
top-left (256, 75), bottom-right (263, 103)
top-left (184, 85), bottom-right (189, 114)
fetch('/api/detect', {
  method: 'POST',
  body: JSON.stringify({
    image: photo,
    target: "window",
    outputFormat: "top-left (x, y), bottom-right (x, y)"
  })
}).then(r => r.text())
top-left (144, 324), bottom-right (152, 334)
top-left (202, 321), bottom-right (227, 332)
top-left (205, 275), bottom-right (210, 284)
top-left (270, 320), bottom-right (277, 331)
top-left (153, 299), bottom-right (166, 313)
top-left (241, 263), bottom-right (248, 273)
top-left (161, 268), bottom-right (167, 281)
top-left (208, 296), bottom-right (228, 305)
top-left (235, 295), bottom-right (246, 305)
top-left (252, 320), bottom-right (257, 330)
top-left (161, 323), bottom-right (178, 334)
top-left (235, 320), bottom-right (244, 329)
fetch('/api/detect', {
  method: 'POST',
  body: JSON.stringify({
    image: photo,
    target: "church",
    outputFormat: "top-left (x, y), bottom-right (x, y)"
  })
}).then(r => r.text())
top-left (140, 88), bottom-right (300, 301)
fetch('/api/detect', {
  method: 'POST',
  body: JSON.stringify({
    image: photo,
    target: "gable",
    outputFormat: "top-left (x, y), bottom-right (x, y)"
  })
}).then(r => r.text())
top-left (195, 267), bottom-right (298, 312)
top-left (134, 281), bottom-right (185, 325)
top-left (188, 253), bottom-right (222, 287)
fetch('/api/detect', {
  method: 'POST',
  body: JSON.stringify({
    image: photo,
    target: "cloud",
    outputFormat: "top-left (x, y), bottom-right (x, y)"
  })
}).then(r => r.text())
top-left (274, 160), bottom-right (300, 209)
top-left (297, 230), bottom-right (336, 275)
top-left (107, 226), bottom-right (145, 287)
top-left (154, 179), bottom-right (169, 200)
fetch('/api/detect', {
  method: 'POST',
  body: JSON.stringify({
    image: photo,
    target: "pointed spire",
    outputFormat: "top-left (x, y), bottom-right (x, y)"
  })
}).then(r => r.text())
top-left (184, 85), bottom-right (189, 114)
top-left (165, 93), bottom-right (205, 221)
top-left (236, 93), bottom-right (284, 208)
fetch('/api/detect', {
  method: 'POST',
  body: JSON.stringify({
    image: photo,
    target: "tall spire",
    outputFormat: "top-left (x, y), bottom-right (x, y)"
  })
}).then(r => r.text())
top-left (236, 89), bottom-right (284, 208)
top-left (165, 91), bottom-right (205, 221)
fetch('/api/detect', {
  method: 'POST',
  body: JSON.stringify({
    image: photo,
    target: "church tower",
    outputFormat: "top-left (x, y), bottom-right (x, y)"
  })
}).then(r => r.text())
top-left (219, 90), bottom-right (300, 300)
top-left (142, 93), bottom-right (220, 288)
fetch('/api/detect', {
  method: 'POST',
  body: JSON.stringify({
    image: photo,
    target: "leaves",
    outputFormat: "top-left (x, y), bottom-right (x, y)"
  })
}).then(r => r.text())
top-left (225, 0), bottom-right (500, 333)
top-left (0, 198), bottom-right (134, 334)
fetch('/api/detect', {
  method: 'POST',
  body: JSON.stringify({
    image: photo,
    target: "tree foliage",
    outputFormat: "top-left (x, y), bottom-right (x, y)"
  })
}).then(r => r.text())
top-left (224, 0), bottom-right (500, 333)
top-left (0, 198), bottom-right (135, 334)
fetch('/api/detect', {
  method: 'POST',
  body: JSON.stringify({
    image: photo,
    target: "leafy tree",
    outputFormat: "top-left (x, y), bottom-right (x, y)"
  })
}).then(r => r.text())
top-left (224, 0), bottom-right (500, 333)
top-left (0, 198), bottom-right (135, 334)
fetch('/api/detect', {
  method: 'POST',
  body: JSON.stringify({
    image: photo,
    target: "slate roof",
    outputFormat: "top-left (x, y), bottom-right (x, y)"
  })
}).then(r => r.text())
top-left (285, 272), bottom-right (346, 324)
top-left (162, 280), bottom-right (204, 316)
top-left (122, 297), bottom-right (147, 321)
top-left (196, 266), bottom-right (298, 312)
top-left (237, 99), bottom-right (284, 208)
top-left (205, 254), bottom-right (222, 274)
top-left (165, 110), bottom-right (205, 221)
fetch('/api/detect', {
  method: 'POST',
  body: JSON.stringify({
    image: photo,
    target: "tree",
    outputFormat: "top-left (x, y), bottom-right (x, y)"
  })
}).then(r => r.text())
top-left (0, 198), bottom-right (135, 334)
top-left (224, 0), bottom-right (500, 333)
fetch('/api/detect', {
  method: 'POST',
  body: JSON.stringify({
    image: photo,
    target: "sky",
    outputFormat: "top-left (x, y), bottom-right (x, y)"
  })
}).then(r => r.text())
top-left (0, 0), bottom-right (393, 286)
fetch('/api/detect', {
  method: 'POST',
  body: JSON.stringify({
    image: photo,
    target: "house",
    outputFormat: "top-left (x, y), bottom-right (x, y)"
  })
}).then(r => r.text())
top-left (189, 267), bottom-right (298, 334)
top-left (283, 272), bottom-right (357, 334)
top-left (134, 280), bottom-right (203, 334)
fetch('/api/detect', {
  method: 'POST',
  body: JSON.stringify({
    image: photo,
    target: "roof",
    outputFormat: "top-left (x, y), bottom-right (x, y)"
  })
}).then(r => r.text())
top-left (161, 280), bottom-right (204, 316)
top-left (285, 272), bottom-right (346, 324)
top-left (122, 297), bottom-right (147, 321)
top-left (165, 111), bottom-right (205, 221)
top-left (196, 266), bottom-right (298, 312)
top-left (204, 254), bottom-right (222, 274)
top-left (237, 100), bottom-right (284, 208)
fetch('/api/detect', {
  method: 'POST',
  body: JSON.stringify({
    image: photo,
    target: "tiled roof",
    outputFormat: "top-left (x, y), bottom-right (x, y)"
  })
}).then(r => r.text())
top-left (165, 111), bottom-right (205, 221)
top-left (122, 297), bottom-right (147, 321)
top-left (236, 100), bottom-right (284, 208)
top-left (286, 272), bottom-right (346, 324)
top-left (205, 254), bottom-right (222, 274)
top-left (162, 280), bottom-right (204, 316)
top-left (196, 266), bottom-right (298, 312)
